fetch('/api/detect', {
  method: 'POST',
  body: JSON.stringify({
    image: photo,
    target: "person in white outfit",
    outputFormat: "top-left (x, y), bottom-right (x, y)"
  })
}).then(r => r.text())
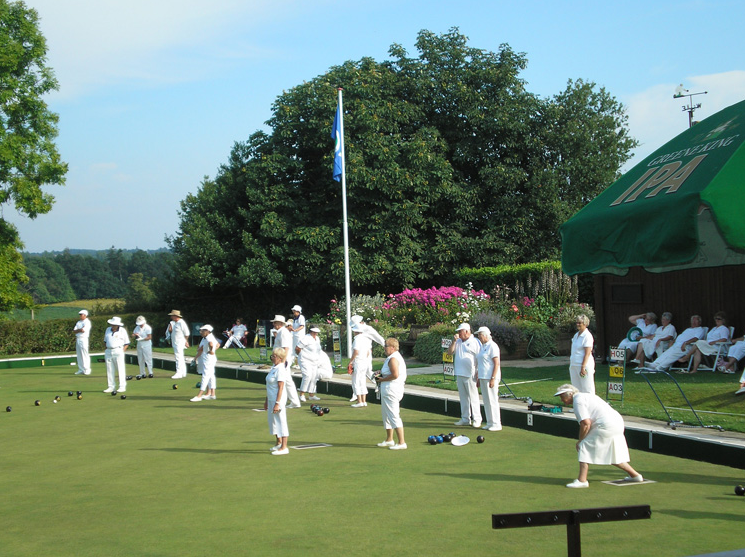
top-left (554, 384), bottom-right (643, 488)
top-left (271, 315), bottom-right (301, 408)
top-left (73, 309), bottom-right (92, 375)
top-left (617, 312), bottom-right (657, 361)
top-left (348, 315), bottom-right (384, 401)
top-left (265, 347), bottom-right (291, 455)
top-left (222, 318), bottom-right (247, 349)
top-left (132, 316), bottom-right (153, 378)
top-left (634, 312), bottom-right (676, 368)
top-left (348, 324), bottom-right (372, 407)
top-left (103, 317), bottom-right (129, 393)
top-left (646, 315), bottom-right (704, 371)
top-left (296, 327), bottom-right (321, 401)
top-left (375, 338), bottom-right (407, 450)
top-left (165, 310), bottom-right (190, 379)
top-left (569, 314), bottom-right (595, 394)
top-left (288, 305), bottom-right (305, 367)
top-left (447, 323), bottom-right (482, 427)
top-left (191, 325), bottom-right (218, 401)
top-left (687, 312), bottom-right (731, 374)
top-left (475, 326), bottom-right (502, 432)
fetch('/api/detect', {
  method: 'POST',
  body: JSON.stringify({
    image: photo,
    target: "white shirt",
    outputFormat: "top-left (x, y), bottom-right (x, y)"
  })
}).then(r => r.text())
top-left (706, 325), bottom-right (730, 343)
top-left (381, 351), bottom-right (407, 387)
top-left (570, 329), bottom-right (594, 366)
top-left (292, 315), bottom-right (306, 338)
top-left (352, 334), bottom-right (373, 366)
top-left (477, 339), bottom-right (501, 380)
top-left (266, 362), bottom-right (292, 407)
top-left (74, 318), bottom-right (91, 340)
top-left (453, 335), bottom-right (481, 377)
top-left (573, 392), bottom-right (624, 428)
top-left (230, 324), bottom-right (247, 338)
top-left (297, 333), bottom-right (321, 363)
top-left (133, 324), bottom-right (152, 344)
top-left (167, 319), bottom-right (189, 344)
top-left (275, 327), bottom-right (292, 350)
top-left (104, 327), bottom-right (129, 350)
top-left (674, 326), bottom-right (705, 348)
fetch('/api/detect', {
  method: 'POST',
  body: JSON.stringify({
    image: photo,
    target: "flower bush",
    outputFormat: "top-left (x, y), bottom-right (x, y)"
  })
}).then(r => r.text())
top-left (380, 284), bottom-right (490, 327)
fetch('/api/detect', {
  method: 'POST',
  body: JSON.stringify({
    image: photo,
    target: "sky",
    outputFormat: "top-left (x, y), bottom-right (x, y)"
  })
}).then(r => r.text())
top-left (7, 0), bottom-right (745, 253)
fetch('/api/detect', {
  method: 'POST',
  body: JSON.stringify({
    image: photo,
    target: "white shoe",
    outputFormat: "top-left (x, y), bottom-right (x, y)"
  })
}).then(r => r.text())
top-left (735, 386), bottom-right (745, 396)
top-left (309, 395), bottom-right (320, 400)
top-left (270, 444), bottom-right (282, 452)
top-left (103, 387), bottom-right (114, 393)
top-left (299, 395), bottom-right (307, 402)
top-left (351, 402), bottom-right (366, 408)
top-left (389, 443), bottom-right (407, 450)
top-left (118, 388), bottom-right (126, 393)
top-left (171, 374), bottom-right (181, 379)
top-left (272, 448), bottom-right (289, 456)
top-left (472, 421), bottom-right (482, 428)
top-left (83, 371), bottom-right (91, 375)
top-left (624, 474), bottom-right (644, 482)
top-left (377, 440), bottom-right (395, 447)
top-left (203, 395), bottom-right (215, 400)
top-left (287, 404), bottom-right (301, 409)
top-left (566, 479), bottom-right (589, 488)
top-left (454, 419), bottom-right (470, 426)
top-left (190, 396), bottom-right (203, 402)
top-left (484, 425), bottom-right (502, 431)
top-left (75, 370), bottom-right (85, 375)
top-left (350, 396), bottom-right (357, 402)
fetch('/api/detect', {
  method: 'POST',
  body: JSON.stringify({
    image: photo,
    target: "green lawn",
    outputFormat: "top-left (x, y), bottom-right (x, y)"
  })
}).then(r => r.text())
top-left (0, 362), bottom-right (744, 556)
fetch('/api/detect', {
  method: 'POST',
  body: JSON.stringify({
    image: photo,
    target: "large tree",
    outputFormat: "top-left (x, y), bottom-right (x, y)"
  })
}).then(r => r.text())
top-left (0, 0), bottom-right (67, 310)
top-left (168, 28), bottom-right (636, 316)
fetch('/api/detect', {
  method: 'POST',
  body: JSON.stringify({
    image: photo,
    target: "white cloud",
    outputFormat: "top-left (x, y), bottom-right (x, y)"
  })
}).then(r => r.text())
top-left (624, 70), bottom-right (745, 169)
top-left (24, 0), bottom-right (291, 99)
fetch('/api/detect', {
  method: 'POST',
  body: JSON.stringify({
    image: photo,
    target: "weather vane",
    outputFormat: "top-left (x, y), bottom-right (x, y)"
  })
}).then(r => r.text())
top-left (673, 84), bottom-right (708, 128)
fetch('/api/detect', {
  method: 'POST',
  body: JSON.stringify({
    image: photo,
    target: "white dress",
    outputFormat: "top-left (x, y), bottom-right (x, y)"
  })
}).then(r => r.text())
top-left (618, 318), bottom-right (657, 353)
top-left (380, 351), bottom-right (407, 430)
top-left (569, 329), bottom-right (595, 394)
top-left (573, 393), bottom-right (630, 465)
top-left (266, 362), bottom-right (291, 437)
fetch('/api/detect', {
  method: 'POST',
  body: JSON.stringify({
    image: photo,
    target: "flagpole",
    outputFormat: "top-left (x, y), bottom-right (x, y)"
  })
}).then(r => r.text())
top-left (337, 88), bottom-right (353, 359)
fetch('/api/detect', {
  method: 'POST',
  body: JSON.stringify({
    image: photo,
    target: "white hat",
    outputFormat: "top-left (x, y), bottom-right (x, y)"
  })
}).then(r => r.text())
top-left (310, 327), bottom-right (321, 333)
top-left (553, 384), bottom-right (578, 397)
top-left (135, 316), bottom-right (146, 325)
top-left (351, 324), bottom-right (363, 333)
top-left (285, 319), bottom-right (293, 325)
top-left (291, 305), bottom-right (302, 312)
top-left (79, 309), bottom-right (88, 316)
top-left (199, 324), bottom-right (213, 332)
top-left (107, 316), bottom-right (124, 327)
top-left (350, 315), bottom-right (364, 325)
top-left (272, 314), bottom-right (286, 323)
top-left (475, 326), bottom-right (491, 336)
top-left (456, 323), bottom-right (471, 332)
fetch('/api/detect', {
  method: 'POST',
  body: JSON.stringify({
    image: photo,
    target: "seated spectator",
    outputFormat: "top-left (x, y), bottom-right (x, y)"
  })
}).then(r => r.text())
top-left (687, 311), bottom-right (731, 374)
top-left (223, 318), bottom-right (248, 349)
top-left (645, 315), bottom-right (704, 371)
top-left (618, 312), bottom-right (657, 361)
top-left (634, 312), bottom-right (676, 368)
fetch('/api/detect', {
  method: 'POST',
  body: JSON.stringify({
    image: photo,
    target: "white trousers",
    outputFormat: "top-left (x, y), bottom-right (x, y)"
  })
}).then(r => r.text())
top-left (173, 341), bottom-right (187, 377)
top-left (381, 384), bottom-right (404, 429)
top-left (640, 338), bottom-right (669, 359)
top-left (284, 373), bottom-right (300, 406)
top-left (352, 361), bottom-right (371, 396)
top-left (76, 337), bottom-right (91, 374)
top-left (223, 335), bottom-right (244, 349)
top-left (479, 379), bottom-right (502, 428)
top-left (137, 341), bottom-right (152, 376)
top-left (105, 348), bottom-right (126, 390)
top-left (456, 375), bottom-right (481, 422)
top-left (651, 345), bottom-right (690, 370)
top-left (299, 359), bottom-right (318, 393)
top-left (569, 364), bottom-right (595, 394)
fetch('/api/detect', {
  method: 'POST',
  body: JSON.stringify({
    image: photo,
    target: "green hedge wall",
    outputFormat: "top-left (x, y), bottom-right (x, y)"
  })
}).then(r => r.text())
top-left (454, 261), bottom-right (562, 292)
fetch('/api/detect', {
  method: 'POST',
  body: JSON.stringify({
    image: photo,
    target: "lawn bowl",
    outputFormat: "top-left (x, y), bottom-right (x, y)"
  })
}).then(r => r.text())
top-left (34, 400), bottom-right (41, 406)
top-left (172, 384), bottom-right (178, 390)
top-left (477, 435), bottom-right (485, 443)
top-left (735, 485), bottom-right (745, 496)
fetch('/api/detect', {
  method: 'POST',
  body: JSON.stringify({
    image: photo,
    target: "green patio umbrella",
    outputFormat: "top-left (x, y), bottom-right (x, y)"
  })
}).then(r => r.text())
top-left (561, 98), bottom-right (745, 276)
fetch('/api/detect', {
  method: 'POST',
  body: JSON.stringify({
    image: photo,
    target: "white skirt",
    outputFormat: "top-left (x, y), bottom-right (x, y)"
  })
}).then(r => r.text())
top-left (695, 339), bottom-right (723, 356)
top-left (577, 420), bottom-right (630, 465)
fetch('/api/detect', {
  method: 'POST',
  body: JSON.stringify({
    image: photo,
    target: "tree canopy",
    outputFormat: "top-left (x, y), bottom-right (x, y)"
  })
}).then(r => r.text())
top-left (0, 0), bottom-right (67, 310)
top-left (168, 28), bottom-right (637, 316)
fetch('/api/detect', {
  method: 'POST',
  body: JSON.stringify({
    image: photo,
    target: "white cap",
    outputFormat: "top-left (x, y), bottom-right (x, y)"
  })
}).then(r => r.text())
top-left (135, 316), bottom-right (146, 325)
top-left (107, 316), bottom-right (124, 327)
top-left (199, 324), bottom-right (213, 332)
top-left (79, 309), bottom-right (88, 316)
top-left (291, 305), bottom-right (302, 312)
top-left (475, 326), bottom-right (491, 336)
top-left (310, 327), bottom-right (321, 333)
top-left (272, 315), bottom-right (286, 323)
top-left (456, 323), bottom-right (471, 332)
top-left (553, 384), bottom-right (578, 397)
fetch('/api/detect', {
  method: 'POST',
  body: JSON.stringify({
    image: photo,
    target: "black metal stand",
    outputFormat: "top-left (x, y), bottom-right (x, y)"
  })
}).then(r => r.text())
top-left (637, 369), bottom-right (723, 430)
top-left (492, 505), bottom-right (651, 557)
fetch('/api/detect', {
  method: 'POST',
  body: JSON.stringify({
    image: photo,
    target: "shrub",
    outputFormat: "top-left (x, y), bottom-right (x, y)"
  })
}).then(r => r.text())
top-left (413, 324), bottom-right (454, 364)
top-left (514, 321), bottom-right (557, 357)
top-left (470, 311), bottom-right (523, 354)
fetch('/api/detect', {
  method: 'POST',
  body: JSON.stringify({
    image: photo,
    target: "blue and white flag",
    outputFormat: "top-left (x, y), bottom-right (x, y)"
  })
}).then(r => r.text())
top-left (331, 102), bottom-right (343, 182)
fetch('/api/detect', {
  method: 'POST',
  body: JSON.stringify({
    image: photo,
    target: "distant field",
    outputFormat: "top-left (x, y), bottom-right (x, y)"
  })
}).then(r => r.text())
top-left (1, 299), bottom-right (124, 322)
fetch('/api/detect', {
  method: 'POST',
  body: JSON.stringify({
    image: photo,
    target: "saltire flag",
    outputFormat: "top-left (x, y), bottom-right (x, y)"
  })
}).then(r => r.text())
top-left (331, 101), bottom-right (343, 182)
